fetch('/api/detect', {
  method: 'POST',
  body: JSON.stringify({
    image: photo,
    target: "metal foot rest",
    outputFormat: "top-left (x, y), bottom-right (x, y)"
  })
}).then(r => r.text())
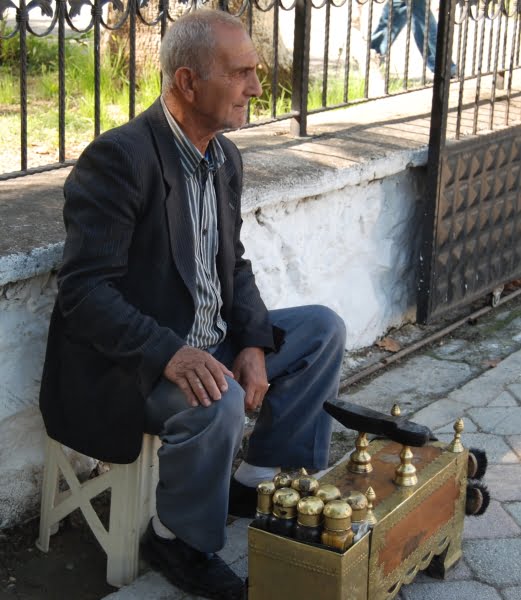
top-left (36, 434), bottom-right (160, 587)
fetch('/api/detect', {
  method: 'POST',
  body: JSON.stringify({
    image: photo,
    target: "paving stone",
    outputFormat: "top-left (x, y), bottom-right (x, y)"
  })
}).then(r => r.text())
top-left (229, 555), bottom-right (248, 579)
top-left (430, 339), bottom-right (467, 358)
top-left (434, 433), bottom-right (519, 464)
top-left (463, 500), bottom-right (521, 539)
top-left (502, 586), bottom-right (521, 600)
top-left (102, 571), bottom-right (181, 599)
top-left (488, 391), bottom-right (519, 407)
top-left (504, 502), bottom-right (521, 527)
top-left (448, 352), bottom-right (521, 408)
top-left (507, 383), bottom-right (521, 402)
top-left (464, 538), bottom-right (521, 586)
top-left (507, 435), bottom-right (521, 459)
top-left (347, 356), bottom-right (473, 415)
top-left (218, 518), bottom-right (249, 566)
top-left (413, 399), bottom-right (470, 431)
top-left (484, 465), bottom-right (521, 501)
top-left (467, 407), bottom-right (521, 435)
top-left (401, 580), bottom-right (501, 600)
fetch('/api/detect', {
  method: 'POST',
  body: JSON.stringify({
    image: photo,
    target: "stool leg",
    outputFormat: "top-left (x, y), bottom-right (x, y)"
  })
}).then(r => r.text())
top-left (36, 438), bottom-right (60, 553)
top-left (106, 460), bottom-right (142, 587)
top-left (138, 434), bottom-right (160, 536)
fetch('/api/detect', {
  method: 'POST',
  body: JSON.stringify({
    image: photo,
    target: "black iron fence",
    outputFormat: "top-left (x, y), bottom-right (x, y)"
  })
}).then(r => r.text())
top-left (1, 0), bottom-right (521, 179)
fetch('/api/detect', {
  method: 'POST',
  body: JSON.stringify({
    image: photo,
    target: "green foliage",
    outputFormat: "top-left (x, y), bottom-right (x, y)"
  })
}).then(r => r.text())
top-left (250, 69), bottom-right (292, 119)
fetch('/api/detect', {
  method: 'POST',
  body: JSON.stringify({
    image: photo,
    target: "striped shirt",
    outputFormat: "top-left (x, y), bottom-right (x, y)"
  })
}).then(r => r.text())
top-left (161, 97), bottom-right (227, 349)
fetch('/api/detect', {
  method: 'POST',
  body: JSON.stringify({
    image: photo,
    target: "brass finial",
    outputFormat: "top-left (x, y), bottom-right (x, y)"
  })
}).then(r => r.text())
top-left (394, 445), bottom-right (418, 486)
top-left (348, 432), bottom-right (373, 474)
top-left (391, 404), bottom-right (401, 417)
top-left (448, 418), bottom-right (464, 453)
top-left (365, 487), bottom-right (377, 525)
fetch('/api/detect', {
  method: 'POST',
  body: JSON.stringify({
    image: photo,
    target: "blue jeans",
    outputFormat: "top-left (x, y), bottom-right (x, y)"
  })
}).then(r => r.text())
top-left (371, 0), bottom-right (455, 75)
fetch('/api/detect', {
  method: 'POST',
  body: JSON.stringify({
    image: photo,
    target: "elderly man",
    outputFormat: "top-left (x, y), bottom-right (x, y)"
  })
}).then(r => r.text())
top-left (39, 9), bottom-right (346, 600)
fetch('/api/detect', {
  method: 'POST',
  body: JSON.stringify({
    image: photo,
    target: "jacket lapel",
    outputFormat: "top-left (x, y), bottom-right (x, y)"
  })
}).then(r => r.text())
top-left (145, 98), bottom-right (196, 301)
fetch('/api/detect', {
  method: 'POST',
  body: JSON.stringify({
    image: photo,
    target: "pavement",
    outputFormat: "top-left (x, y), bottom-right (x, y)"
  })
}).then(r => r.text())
top-left (101, 294), bottom-right (521, 600)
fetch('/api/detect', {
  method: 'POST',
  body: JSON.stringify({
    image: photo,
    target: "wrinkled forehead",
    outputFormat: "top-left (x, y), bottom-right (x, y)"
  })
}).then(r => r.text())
top-left (211, 23), bottom-right (259, 69)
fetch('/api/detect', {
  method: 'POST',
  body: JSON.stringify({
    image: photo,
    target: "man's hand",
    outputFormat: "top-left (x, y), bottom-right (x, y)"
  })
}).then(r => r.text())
top-left (164, 346), bottom-right (234, 408)
top-left (232, 347), bottom-right (269, 411)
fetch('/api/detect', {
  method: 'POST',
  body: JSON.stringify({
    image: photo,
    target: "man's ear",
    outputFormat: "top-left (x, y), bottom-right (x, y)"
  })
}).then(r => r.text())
top-left (174, 67), bottom-right (197, 103)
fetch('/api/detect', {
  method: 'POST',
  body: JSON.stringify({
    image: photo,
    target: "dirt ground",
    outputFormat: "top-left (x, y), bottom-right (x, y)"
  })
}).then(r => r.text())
top-left (0, 512), bottom-right (116, 600)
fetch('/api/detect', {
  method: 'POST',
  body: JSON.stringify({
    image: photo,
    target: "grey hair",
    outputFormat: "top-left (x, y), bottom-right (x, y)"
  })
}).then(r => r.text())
top-left (160, 9), bottom-right (245, 92)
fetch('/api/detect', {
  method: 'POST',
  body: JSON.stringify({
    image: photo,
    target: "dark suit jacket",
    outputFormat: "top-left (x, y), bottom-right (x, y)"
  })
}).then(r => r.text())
top-left (39, 98), bottom-right (281, 463)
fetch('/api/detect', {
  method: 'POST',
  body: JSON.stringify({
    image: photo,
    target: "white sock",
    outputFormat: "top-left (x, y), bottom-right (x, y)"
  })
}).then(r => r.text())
top-left (152, 515), bottom-right (176, 540)
top-left (234, 461), bottom-right (281, 488)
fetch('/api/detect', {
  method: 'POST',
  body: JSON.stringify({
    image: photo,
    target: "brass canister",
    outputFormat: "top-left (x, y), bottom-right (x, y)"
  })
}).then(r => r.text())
top-left (295, 496), bottom-right (324, 543)
top-left (344, 490), bottom-right (368, 524)
top-left (321, 500), bottom-right (354, 552)
top-left (256, 481), bottom-right (276, 515)
top-left (252, 481), bottom-right (276, 531)
top-left (273, 472), bottom-right (293, 489)
top-left (291, 469), bottom-right (319, 497)
top-left (315, 484), bottom-right (341, 504)
top-left (269, 487), bottom-right (301, 538)
top-left (272, 487), bottom-right (300, 519)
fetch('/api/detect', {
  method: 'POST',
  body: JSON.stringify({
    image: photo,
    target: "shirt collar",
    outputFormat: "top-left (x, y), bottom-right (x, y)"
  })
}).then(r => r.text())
top-left (160, 96), bottom-right (226, 179)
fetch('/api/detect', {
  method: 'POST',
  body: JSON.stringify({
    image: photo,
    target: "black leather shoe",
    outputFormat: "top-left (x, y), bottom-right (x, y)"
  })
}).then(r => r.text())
top-left (228, 477), bottom-right (257, 518)
top-left (141, 521), bottom-right (245, 600)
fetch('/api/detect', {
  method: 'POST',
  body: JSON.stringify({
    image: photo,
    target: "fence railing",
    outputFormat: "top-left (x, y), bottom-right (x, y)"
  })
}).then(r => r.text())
top-left (1, 0), bottom-right (521, 179)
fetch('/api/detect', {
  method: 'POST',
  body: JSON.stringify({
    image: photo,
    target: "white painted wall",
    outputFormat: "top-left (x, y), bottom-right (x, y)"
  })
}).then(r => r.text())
top-left (0, 162), bottom-right (423, 529)
top-left (0, 273), bottom-right (96, 527)
top-left (242, 169), bottom-right (422, 349)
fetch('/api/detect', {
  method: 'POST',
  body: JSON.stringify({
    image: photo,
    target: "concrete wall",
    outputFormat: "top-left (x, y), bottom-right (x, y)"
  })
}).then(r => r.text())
top-left (242, 170), bottom-right (424, 349)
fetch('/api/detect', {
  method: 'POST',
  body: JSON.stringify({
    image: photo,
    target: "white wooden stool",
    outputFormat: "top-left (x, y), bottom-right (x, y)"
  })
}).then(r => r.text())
top-left (36, 433), bottom-right (160, 587)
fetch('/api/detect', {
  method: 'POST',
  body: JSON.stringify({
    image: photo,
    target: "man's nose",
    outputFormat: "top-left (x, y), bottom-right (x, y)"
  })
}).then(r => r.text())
top-left (248, 70), bottom-right (263, 98)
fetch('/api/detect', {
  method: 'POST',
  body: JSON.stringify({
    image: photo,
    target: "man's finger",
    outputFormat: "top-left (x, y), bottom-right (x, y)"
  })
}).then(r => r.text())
top-left (177, 378), bottom-right (200, 408)
top-left (206, 358), bottom-right (232, 392)
top-left (195, 365), bottom-right (222, 401)
top-left (244, 384), bottom-right (257, 411)
top-left (186, 372), bottom-right (211, 407)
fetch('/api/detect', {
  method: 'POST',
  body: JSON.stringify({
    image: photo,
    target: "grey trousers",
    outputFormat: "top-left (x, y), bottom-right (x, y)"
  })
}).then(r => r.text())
top-left (144, 304), bottom-right (346, 552)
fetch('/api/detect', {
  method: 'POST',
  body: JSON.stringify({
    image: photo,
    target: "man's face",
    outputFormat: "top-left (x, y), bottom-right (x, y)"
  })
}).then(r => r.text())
top-left (192, 24), bottom-right (262, 134)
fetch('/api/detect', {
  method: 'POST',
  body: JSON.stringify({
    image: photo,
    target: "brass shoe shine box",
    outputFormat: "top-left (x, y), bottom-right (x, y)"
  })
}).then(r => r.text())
top-left (248, 439), bottom-right (467, 600)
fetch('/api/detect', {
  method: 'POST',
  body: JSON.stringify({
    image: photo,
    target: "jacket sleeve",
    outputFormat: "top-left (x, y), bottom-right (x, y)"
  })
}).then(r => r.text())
top-left (57, 133), bottom-right (184, 397)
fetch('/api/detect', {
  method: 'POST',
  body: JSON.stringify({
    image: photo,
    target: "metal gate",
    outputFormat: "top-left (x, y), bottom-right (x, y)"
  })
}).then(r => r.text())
top-left (417, 0), bottom-right (521, 323)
